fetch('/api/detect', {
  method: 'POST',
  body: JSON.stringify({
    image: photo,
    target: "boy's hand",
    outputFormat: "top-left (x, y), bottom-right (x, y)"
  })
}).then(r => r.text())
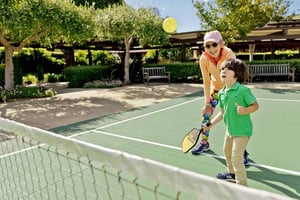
top-left (235, 103), bottom-right (247, 115)
top-left (202, 122), bottom-right (211, 132)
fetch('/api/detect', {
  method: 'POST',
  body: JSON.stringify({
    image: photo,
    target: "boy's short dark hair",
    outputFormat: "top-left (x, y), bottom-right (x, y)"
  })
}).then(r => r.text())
top-left (221, 58), bottom-right (249, 83)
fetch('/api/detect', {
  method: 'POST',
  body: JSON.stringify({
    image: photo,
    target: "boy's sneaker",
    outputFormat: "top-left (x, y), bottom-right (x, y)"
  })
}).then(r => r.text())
top-left (216, 172), bottom-right (235, 182)
top-left (244, 151), bottom-right (249, 166)
top-left (191, 142), bottom-right (210, 154)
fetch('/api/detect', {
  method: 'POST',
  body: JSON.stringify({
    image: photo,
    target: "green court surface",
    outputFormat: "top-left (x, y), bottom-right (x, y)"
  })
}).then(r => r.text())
top-left (51, 87), bottom-right (300, 199)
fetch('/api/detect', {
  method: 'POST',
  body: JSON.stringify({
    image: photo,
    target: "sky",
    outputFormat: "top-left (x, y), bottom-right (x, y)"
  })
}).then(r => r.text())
top-left (125, 0), bottom-right (300, 33)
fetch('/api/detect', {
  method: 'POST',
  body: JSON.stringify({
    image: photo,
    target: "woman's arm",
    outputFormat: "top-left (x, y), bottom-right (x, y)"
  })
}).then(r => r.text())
top-left (200, 57), bottom-right (212, 114)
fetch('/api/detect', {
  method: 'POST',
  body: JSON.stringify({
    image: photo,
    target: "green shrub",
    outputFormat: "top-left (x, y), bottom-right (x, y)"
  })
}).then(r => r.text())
top-left (145, 62), bottom-right (201, 82)
top-left (236, 50), bottom-right (300, 61)
top-left (22, 74), bottom-right (38, 85)
top-left (143, 50), bottom-right (158, 64)
top-left (74, 50), bottom-right (118, 66)
top-left (92, 50), bottom-right (116, 66)
top-left (83, 80), bottom-right (122, 88)
top-left (75, 50), bottom-right (88, 65)
top-left (63, 65), bottom-right (111, 88)
top-left (43, 88), bottom-right (57, 97)
top-left (0, 89), bottom-right (7, 102)
top-left (0, 86), bottom-right (56, 102)
top-left (145, 60), bottom-right (300, 83)
top-left (44, 73), bottom-right (59, 82)
top-left (11, 86), bottom-right (56, 98)
top-left (13, 48), bottom-right (65, 78)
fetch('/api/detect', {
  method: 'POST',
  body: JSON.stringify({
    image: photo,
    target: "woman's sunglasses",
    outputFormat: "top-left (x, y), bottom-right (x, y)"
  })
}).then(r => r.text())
top-left (204, 43), bottom-right (218, 49)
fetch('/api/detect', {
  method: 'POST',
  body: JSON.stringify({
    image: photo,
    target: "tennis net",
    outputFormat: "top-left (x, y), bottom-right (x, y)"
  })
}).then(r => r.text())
top-left (0, 117), bottom-right (293, 200)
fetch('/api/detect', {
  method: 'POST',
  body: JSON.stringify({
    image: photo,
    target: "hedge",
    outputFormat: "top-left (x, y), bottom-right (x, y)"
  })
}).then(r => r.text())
top-left (63, 65), bottom-right (111, 88)
top-left (145, 62), bottom-right (201, 82)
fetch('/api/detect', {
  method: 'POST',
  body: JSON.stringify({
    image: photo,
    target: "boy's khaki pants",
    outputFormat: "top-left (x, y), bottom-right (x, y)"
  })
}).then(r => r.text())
top-left (224, 134), bottom-right (249, 186)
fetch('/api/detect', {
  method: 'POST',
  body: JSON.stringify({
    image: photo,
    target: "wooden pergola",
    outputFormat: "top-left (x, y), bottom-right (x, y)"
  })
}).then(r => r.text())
top-left (41, 19), bottom-right (300, 65)
top-left (169, 19), bottom-right (300, 61)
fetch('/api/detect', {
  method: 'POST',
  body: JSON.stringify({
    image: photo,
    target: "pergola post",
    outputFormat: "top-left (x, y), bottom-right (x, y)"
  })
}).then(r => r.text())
top-left (180, 44), bottom-right (186, 62)
top-left (270, 44), bottom-right (276, 59)
top-left (192, 48), bottom-right (198, 59)
top-left (249, 44), bottom-right (255, 62)
top-left (190, 46), bottom-right (200, 62)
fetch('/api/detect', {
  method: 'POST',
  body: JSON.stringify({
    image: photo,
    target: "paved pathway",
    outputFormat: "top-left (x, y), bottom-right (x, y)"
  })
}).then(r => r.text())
top-left (0, 83), bottom-right (201, 129)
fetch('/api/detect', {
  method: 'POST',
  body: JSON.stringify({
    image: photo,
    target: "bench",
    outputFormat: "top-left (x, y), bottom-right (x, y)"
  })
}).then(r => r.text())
top-left (248, 63), bottom-right (295, 82)
top-left (142, 67), bottom-right (171, 85)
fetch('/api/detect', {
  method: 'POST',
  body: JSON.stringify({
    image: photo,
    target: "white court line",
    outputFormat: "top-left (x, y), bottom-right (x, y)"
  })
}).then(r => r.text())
top-left (70, 96), bottom-right (300, 139)
top-left (0, 98), bottom-right (202, 163)
top-left (93, 129), bottom-right (300, 177)
top-left (2, 95), bottom-right (300, 177)
top-left (68, 95), bottom-right (300, 176)
top-left (94, 130), bottom-right (180, 151)
top-left (0, 146), bottom-right (39, 159)
top-left (257, 98), bottom-right (300, 102)
top-left (70, 96), bottom-right (203, 138)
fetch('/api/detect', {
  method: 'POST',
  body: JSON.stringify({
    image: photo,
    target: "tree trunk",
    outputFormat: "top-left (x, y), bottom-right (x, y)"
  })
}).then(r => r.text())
top-left (4, 46), bottom-right (14, 89)
top-left (62, 47), bottom-right (75, 67)
top-left (124, 45), bottom-right (130, 84)
top-left (123, 37), bottom-right (133, 84)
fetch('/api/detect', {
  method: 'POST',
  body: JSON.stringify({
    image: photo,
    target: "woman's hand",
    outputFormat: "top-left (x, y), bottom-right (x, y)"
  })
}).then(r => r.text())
top-left (201, 104), bottom-right (211, 115)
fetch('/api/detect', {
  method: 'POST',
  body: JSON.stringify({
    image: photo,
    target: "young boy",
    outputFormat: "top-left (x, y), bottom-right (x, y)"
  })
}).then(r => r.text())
top-left (203, 58), bottom-right (259, 186)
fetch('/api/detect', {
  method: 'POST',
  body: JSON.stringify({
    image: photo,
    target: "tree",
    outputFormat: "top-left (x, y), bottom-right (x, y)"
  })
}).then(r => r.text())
top-left (0, 0), bottom-right (97, 89)
top-left (192, 0), bottom-right (291, 41)
top-left (96, 5), bottom-right (170, 84)
top-left (74, 0), bottom-right (124, 9)
top-left (70, 0), bottom-right (124, 67)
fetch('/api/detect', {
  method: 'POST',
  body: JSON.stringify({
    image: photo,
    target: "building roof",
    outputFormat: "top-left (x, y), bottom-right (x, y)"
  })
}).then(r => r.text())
top-left (170, 20), bottom-right (300, 52)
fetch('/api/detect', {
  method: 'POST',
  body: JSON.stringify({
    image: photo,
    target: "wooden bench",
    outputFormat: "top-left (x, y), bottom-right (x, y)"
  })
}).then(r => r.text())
top-left (248, 63), bottom-right (296, 82)
top-left (142, 67), bottom-right (171, 85)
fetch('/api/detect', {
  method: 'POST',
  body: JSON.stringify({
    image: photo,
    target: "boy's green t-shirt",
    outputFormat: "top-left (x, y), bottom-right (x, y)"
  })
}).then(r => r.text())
top-left (218, 82), bottom-right (257, 137)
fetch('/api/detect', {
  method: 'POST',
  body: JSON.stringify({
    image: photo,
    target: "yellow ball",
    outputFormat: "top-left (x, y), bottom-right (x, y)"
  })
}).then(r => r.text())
top-left (162, 17), bottom-right (177, 33)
